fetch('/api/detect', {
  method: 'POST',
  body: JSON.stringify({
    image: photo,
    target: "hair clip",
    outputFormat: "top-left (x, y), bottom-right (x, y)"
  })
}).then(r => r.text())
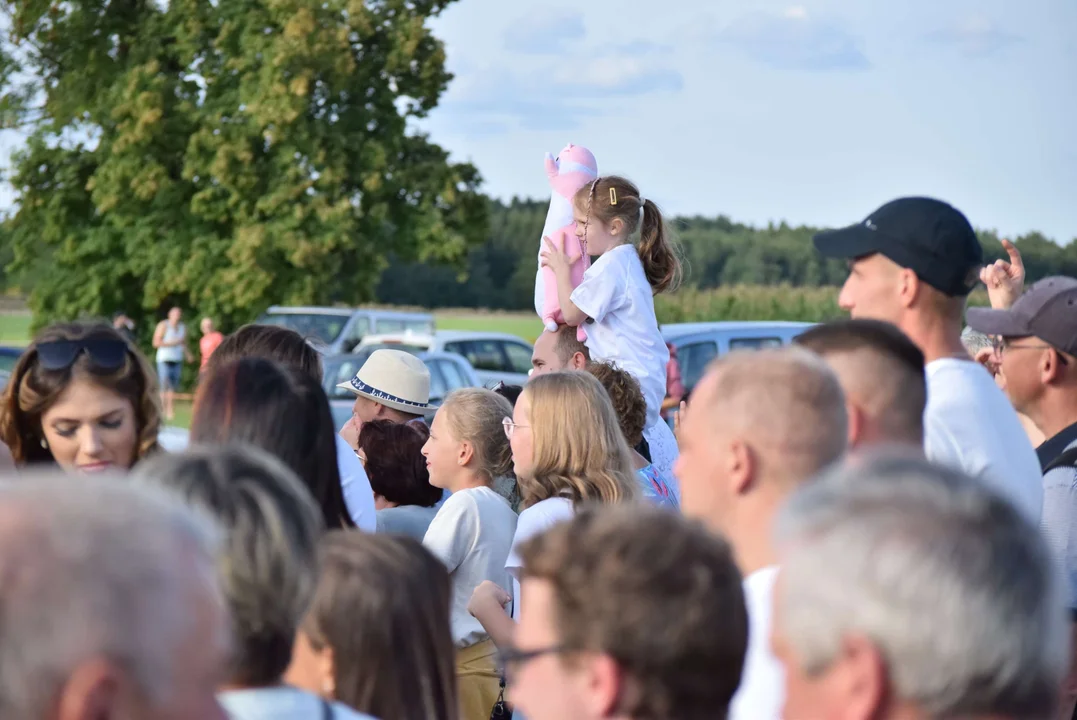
top-left (609, 187), bottom-right (618, 206)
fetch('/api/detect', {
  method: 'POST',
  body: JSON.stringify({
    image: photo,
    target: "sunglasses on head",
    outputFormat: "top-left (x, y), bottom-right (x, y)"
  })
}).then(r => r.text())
top-left (36, 339), bottom-right (129, 371)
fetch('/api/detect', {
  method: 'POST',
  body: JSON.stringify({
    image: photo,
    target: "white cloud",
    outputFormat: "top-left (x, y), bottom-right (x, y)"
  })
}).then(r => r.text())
top-left (716, 8), bottom-right (870, 71)
top-left (925, 15), bottom-right (1021, 58)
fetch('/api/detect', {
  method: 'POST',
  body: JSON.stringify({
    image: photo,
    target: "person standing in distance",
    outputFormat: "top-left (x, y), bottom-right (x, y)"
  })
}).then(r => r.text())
top-left (153, 306), bottom-right (187, 421)
top-left (813, 197), bottom-right (1042, 522)
top-left (199, 317), bottom-right (224, 373)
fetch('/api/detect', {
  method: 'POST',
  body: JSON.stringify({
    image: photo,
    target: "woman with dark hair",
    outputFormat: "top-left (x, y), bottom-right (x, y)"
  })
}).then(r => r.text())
top-left (286, 531), bottom-right (459, 720)
top-left (357, 420), bottom-right (442, 539)
top-left (205, 323), bottom-right (377, 532)
top-left (191, 356), bottom-right (353, 529)
top-left (0, 322), bottom-right (161, 472)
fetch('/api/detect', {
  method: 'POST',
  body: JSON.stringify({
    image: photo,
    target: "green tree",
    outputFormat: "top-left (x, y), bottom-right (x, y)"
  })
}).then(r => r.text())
top-left (1, 0), bottom-right (485, 336)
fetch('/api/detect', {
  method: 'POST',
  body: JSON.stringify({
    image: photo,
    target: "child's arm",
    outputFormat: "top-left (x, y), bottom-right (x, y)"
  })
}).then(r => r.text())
top-left (541, 235), bottom-right (587, 326)
top-left (469, 580), bottom-right (516, 650)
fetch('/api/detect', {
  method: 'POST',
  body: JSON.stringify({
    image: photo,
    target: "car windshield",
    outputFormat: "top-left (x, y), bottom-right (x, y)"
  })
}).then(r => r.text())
top-left (259, 313), bottom-right (350, 344)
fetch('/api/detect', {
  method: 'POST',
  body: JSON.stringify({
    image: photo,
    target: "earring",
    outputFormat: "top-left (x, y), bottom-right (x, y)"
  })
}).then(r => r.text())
top-left (40, 438), bottom-right (48, 449)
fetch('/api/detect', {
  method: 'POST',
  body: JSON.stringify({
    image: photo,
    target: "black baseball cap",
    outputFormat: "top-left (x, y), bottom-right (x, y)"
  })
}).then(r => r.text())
top-left (966, 276), bottom-right (1077, 355)
top-left (813, 197), bottom-right (984, 297)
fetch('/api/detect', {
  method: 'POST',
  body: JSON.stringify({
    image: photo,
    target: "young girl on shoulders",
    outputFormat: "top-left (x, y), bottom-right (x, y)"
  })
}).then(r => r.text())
top-left (540, 176), bottom-right (682, 475)
top-left (468, 371), bottom-right (637, 651)
top-left (421, 388), bottom-right (519, 720)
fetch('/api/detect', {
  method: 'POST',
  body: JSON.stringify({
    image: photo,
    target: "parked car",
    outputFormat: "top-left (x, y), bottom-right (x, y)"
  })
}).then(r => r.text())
top-left (356, 330), bottom-right (533, 387)
top-left (322, 348), bottom-right (482, 431)
top-left (662, 322), bottom-right (815, 397)
top-left (256, 306), bottom-right (435, 355)
top-left (0, 346), bottom-right (24, 374)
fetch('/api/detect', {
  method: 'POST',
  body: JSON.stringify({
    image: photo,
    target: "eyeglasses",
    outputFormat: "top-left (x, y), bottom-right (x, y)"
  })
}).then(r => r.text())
top-left (36, 339), bottom-right (129, 371)
top-left (502, 417), bottom-right (528, 439)
top-left (992, 337), bottom-right (1068, 364)
top-left (497, 645), bottom-right (571, 678)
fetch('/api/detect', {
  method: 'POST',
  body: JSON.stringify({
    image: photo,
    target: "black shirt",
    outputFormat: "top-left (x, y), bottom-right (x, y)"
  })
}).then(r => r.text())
top-left (1037, 420), bottom-right (1077, 471)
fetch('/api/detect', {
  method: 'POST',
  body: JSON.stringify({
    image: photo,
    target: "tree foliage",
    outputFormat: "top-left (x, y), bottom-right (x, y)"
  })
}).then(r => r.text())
top-left (377, 198), bottom-right (1077, 311)
top-left (1, 0), bottom-right (485, 335)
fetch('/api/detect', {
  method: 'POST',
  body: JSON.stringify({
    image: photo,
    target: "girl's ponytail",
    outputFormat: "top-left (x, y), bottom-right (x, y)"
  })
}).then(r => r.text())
top-left (638, 198), bottom-right (682, 294)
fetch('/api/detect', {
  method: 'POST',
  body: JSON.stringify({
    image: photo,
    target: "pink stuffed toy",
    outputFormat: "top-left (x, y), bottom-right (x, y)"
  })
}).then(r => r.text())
top-left (535, 144), bottom-right (598, 342)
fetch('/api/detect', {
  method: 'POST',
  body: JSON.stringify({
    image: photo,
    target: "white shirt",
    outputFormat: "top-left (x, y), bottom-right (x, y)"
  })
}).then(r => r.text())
top-left (505, 497), bottom-right (575, 621)
top-left (924, 359), bottom-right (1043, 522)
top-left (335, 436), bottom-right (376, 532)
top-left (730, 566), bottom-right (784, 720)
top-left (423, 487), bottom-right (518, 647)
top-left (219, 687), bottom-right (376, 720)
top-left (643, 415), bottom-right (679, 476)
top-left (571, 245), bottom-right (669, 430)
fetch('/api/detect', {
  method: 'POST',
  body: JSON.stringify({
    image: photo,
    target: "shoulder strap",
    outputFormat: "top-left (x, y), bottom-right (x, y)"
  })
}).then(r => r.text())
top-left (1045, 446), bottom-right (1077, 474)
top-left (320, 698), bottom-right (333, 720)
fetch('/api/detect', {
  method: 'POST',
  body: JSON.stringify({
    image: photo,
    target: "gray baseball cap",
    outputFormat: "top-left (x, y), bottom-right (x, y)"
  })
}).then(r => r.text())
top-left (966, 276), bottom-right (1077, 355)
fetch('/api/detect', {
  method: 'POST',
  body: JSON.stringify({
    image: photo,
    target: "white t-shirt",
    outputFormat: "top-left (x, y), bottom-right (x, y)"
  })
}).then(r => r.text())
top-left (643, 414), bottom-right (679, 476)
top-left (505, 497), bottom-right (575, 621)
top-left (924, 359), bottom-right (1043, 522)
top-left (219, 687), bottom-right (376, 720)
top-left (335, 436), bottom-right (377, 532)
top-left (730, 566), bottom-right (783, 720)
top-left (423, 486), bottom-right (518, 647)
top-left (571, 245), bottom-right (669, 430)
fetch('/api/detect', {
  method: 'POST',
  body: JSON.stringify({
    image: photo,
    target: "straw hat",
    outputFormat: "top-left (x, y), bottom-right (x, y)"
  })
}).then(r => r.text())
top-left (336, 349), bottom-right (431, 414)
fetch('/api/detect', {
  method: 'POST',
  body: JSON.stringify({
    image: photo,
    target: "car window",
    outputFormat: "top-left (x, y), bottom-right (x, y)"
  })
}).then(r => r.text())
top-left (443, 341), bottom-right (467, 357)
top-left (502, 342), bottom-right (533, 375)
top-left (259, 313), bottom-right (349, 344)
top-left (339, 317), bottom-right (371, 350)
top-left (438, 358), bottom-right (471, 390)
top-left (728, 337), bottom-right (783, 350)
top-left (324, 357), bottom-right (366, 399)
top-left (405, 319), bottom-right (435, 334)
top-left (427, 363), bottom-right (448, 403)
top-left (446, 340), bottom-right (506, 372)
top-left (679, 341), bottom-right (719, 391)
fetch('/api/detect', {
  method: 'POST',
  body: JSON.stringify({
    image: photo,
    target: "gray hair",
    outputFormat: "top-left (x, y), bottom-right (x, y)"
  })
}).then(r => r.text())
top-left (961, 326), bottom-right (993, 355)
top-left (131, 444), bottom-right (324, 687)
top-left (0, 471), bottom-right (223, 718)
top-left (775, 452), bottom-right (1068, 718)
top-left (704, 347), bottom-right (848, 485)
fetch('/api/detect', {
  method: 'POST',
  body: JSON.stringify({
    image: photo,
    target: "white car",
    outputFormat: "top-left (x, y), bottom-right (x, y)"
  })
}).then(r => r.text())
top-left (356, 330), bottom-right (533, 387)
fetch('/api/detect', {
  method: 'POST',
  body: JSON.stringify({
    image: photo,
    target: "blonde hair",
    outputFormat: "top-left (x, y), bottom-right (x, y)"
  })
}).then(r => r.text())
top-left (519, 372), bottom-right (637, 508)
top-left (440, 389), bottom-right (514, 485)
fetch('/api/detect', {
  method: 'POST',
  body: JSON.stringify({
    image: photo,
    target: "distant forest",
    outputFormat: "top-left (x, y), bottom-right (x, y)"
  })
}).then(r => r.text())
top-left (376, 199), bottom-right (1077, 311)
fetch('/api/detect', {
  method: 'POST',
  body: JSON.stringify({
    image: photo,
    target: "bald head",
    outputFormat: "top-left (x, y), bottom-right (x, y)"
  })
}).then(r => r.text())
top-left (707, 348), bottom-right (847, 482)
top-left (675, 347), bottom-right (848, 552)
top-left (795, 320), bottom-right (926, 451)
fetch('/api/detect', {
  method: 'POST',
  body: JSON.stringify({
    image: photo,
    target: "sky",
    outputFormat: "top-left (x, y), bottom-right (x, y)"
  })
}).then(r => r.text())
top-left (0, 0), bottom-right (1073, 243)
top-left (419, 0), bottom-right (1077, 243)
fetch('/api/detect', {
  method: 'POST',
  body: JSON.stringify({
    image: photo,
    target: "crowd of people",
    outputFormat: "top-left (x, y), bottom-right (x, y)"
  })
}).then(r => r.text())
top-left (0, 188), bottom-right (1074, 720)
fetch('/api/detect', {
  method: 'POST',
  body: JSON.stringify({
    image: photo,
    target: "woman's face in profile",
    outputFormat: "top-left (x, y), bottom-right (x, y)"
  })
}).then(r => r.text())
top-left (510, 392), bottom-right (535, 480)
top-left (39, 377), bottom-right (139, 473)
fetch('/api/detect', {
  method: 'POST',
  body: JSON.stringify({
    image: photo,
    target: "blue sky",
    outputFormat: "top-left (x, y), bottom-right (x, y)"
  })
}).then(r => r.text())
top-left (0, 0), bottom-right (1072, 244)
top-left (420, 0), bottom-right (1077, 243)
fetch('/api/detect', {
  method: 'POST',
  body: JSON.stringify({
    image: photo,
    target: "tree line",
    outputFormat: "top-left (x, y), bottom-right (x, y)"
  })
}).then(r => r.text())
top-left (376, 198), bottom-right (1077, 311)
top-left (1, 0), bottom-right (1073, 333)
